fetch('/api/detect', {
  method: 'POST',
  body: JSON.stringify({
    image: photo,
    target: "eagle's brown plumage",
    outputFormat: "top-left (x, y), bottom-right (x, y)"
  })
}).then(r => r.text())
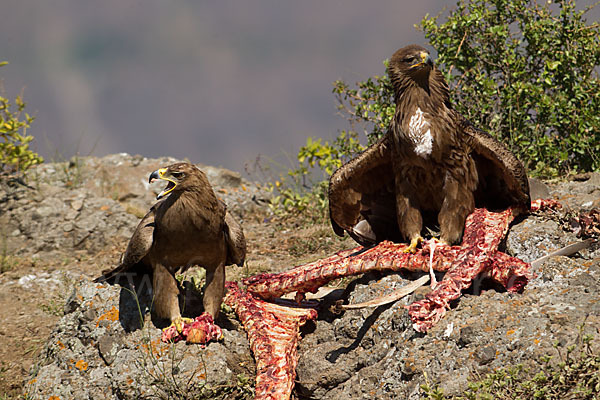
top-left (96, 162), bottom-right (246, 328)
top-left (329, 44), bottom-right (530, 249)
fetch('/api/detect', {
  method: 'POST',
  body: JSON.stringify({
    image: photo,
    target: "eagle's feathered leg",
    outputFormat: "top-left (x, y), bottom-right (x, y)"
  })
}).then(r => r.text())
top-left (203, 262), bottom-right (226, 319)
top-left (180, 262), bottom-right (226, 343)
top-left (394, 174), bottom-right (424, 253)
top-left (438, 172), bottom-right (475, 245)
top-left (152, 262), bottom-right (192, 332)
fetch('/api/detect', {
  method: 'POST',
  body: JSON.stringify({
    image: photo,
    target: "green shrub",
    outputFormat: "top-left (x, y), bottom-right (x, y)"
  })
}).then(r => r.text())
top-left (0, 61), bottom-right (43, 174)
top-left (267, 132), bottom-right (363, 220)
top-left (420, 0), bottom-right (600, 176)
top-left (332, 70), bottom-right (395, 145)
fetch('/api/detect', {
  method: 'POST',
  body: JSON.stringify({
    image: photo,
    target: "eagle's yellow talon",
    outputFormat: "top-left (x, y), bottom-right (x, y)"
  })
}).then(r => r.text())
top-left (163, 316), bottom-right (194, 334)
top-left (404, 236), bottom-right (423, 254)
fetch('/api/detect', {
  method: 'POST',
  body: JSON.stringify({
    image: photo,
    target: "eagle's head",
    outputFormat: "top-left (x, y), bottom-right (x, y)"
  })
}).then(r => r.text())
top-left (149, 162), bottom-right (208, 199)
top-left (389, 44), bottom-right (434, 92)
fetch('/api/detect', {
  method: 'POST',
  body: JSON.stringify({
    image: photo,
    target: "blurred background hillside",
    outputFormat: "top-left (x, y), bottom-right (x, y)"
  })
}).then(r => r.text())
top-left (1, 0), bottom-right (598, 174)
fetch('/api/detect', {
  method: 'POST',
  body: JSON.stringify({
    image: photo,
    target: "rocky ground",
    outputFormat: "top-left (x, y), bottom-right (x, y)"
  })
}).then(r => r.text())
top-left (0, 155), bottom-right (598, 399)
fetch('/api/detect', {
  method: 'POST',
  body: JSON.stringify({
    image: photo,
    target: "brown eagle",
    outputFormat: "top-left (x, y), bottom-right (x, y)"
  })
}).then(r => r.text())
top-left (96, 162), bottom-right (246, 331)
top-left (329, 44), bottom-right (530, 251)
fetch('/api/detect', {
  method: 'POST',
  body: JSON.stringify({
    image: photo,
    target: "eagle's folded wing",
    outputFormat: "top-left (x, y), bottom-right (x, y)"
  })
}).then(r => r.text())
top-left (224, 210), bottom-right (247, 267)
top-left (94, 201), bottom-right (159, 283)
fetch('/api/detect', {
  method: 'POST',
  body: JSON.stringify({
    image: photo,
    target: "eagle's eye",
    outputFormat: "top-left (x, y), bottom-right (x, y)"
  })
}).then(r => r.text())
top-left (403, 56), bottom-right (416, 63)
top-left (171, 171), bottom-right (184, 179)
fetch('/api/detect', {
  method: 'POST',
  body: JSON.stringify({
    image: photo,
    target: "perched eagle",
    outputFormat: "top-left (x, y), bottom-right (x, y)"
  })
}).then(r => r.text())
top-left (96, 162), bottom-right (246, 330)
top-left (329, 44), bottom-right (530, 251)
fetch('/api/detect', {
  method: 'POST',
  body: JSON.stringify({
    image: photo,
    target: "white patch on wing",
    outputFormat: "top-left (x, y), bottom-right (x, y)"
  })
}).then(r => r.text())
top-left (408, 107), bottom-right (433, 157)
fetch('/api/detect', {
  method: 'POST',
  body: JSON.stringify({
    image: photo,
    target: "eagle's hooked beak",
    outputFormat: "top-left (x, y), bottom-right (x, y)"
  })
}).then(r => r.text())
top-left (149, 168), bottom-right (177, 199)
top-left (410, 51), bottom-right (433, 69)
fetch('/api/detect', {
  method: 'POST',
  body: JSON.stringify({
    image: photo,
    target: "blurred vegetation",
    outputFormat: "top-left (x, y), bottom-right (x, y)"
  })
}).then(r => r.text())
top-left (269, 0), bottom-right (600, 216)
top-left (0, 61), bottom-right (43, 174)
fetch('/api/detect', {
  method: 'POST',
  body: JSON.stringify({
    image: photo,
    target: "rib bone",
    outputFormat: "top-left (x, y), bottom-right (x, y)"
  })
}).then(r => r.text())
top-left (332, 275), bottom-right (430, 312)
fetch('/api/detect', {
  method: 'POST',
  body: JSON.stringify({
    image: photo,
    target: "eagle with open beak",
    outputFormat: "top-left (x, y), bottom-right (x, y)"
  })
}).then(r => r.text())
top-left (96, 162), bottom-right (246, 335)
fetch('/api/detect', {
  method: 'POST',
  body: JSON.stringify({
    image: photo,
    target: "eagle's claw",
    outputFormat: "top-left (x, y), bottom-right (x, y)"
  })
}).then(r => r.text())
top-left (166, 316), bottom-right (194, 334)
top-left (403, 236), bottom-right (423, 254)
top-left (161, 313), bottom-right (223, 344)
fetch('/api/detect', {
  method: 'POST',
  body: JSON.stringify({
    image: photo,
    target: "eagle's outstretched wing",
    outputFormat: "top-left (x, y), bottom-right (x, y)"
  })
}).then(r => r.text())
top-left (328, 134), bottom-right (399, 245)
top-left (462, 120), bottom-right (531, 212)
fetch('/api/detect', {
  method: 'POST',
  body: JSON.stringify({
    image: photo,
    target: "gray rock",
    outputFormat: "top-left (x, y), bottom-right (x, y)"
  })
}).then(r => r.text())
top-left (528, 177), bottom-right (550, 201)
top-left (24, 279), bottom-right (255, 400)
top-left (475, 345), bottom-right (496, 365)
top-left (506, 216), bottom-right (577, 263)
top-left (550, 172), bottom-right (600, 210)
top-left (98, 333), bottom-right (122, 366)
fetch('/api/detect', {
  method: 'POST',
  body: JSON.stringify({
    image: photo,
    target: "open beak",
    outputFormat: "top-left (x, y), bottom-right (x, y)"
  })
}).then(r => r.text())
top-left (149, 168), bottom-right (177, 199)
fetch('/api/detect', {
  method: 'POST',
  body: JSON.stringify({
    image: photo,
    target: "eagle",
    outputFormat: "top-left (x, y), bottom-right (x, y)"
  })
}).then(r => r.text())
top-left (329, 44), bottom-right (530, 251)
top-left (96, 162), bottom-right (246, 331)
